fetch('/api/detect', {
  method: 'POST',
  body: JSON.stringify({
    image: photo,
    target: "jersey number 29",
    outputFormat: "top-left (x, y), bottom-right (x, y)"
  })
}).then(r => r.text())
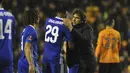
top-left (45, 25), bottom-right (59, 43)
top-left (0, 19), bottom-right (12, 39)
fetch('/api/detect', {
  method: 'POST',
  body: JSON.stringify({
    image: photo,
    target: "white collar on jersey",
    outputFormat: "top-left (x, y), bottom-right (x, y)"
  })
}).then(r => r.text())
top-left (0, 8), bottom-right (4, 10)
top-left (55, 16), bottom-right (63, 20)
top-left (29, 25), bottom-right (35, 30)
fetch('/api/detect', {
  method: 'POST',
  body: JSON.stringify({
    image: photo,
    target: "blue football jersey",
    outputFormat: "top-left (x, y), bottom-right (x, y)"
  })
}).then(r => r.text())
top-left (43, 17), bottom-right (71, 61)
top-left (0, 8), bottom-right (16, 66)
top-left (19, 25), bottom-right (38, 65)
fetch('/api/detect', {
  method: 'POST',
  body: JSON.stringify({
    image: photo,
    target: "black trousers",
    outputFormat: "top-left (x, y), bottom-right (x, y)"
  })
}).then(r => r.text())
top-left (99, 63), bottom-right (121, 73)
top-left (78, 56), bottom-right (96, 73)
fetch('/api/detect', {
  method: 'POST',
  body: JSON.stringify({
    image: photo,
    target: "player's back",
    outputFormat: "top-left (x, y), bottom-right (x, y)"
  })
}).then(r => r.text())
top-left (0, 8), bottom-right (15, 66)
top-left (99, 28), bottom-right (120, 63)
top-left (43, 17), bottom-right (71, 61)
top-left (19, 25), bottom-right (38, 64)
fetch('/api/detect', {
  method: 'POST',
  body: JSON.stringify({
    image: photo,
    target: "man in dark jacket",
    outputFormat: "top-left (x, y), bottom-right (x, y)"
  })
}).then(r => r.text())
top-left (64, 8), bottom-right (96, 73)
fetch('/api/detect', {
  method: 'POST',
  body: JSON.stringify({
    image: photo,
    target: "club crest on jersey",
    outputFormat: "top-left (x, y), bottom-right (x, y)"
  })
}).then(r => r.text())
top-left (28, 36), bottom-right (32, 40)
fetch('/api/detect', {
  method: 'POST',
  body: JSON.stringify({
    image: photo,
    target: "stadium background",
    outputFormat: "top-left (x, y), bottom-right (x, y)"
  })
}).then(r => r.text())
top-left (1, 0), bottom-right (130, 73)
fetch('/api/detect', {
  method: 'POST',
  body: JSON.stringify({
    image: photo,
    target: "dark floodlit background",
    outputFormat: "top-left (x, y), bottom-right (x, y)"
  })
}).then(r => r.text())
top-left (1, 0), bottom-right (130, 73)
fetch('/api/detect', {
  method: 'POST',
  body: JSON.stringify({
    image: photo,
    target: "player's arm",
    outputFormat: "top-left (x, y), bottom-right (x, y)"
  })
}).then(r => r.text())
top-left (62, 41), bottom-right (67, 60)
top-left (95, 33), bottom-right (102, 58)
top-left (63, 25), bottom-right (73, 49)
top-left (62, 41), bottom-right (73, 53)
top-left (24, 36), bottom-right (35, 73)
top-left (24, 42), bottom-right (34, 65)
top-left (63, 41), bottom-right (67, 53)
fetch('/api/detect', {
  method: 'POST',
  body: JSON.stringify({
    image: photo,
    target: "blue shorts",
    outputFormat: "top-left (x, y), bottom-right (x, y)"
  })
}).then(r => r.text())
top-left (18, 60), bottom-right (42, 73)
top-left (42, 57), bottom-right (61, 73)
top-left (0, 65), bottom-right (13, 73)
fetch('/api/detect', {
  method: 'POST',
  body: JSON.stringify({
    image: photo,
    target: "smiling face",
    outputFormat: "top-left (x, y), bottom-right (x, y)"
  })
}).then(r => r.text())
top-left (72, 13), bottom-right (82, 25)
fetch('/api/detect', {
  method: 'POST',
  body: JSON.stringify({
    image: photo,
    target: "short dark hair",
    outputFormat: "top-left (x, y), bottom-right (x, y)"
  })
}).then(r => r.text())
top-left (56, 4), bottom-right (67, 13)
top-left (105, 19), bottom-right (114, 26)
top-left (23, 9), bottom-right (39, 26)
top-left (72, 8), bottom-right (86, 23)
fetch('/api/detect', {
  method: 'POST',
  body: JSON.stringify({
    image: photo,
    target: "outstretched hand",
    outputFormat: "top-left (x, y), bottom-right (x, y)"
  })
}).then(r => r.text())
top-left (63, 18), bottom-right (73, 31)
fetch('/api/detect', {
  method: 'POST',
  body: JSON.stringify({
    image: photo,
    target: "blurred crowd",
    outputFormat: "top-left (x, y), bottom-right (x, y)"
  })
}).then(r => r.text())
top-left (1, 0), bottom-right (130, 73)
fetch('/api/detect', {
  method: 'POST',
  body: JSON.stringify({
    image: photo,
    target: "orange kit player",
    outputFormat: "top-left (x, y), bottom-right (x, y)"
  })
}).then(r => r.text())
top-left (95, 19), bottom-right (121, 73)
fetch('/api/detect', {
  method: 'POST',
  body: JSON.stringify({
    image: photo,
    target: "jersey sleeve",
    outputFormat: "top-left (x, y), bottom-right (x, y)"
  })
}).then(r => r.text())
top-left (95, 32), bottom-right (103, 58)
top-left (63, 25), bottom-right (72, 41)
top-left (25, 33), bottom-right (36, 43)
top-left (97, 32), bottom-right (103, 45)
